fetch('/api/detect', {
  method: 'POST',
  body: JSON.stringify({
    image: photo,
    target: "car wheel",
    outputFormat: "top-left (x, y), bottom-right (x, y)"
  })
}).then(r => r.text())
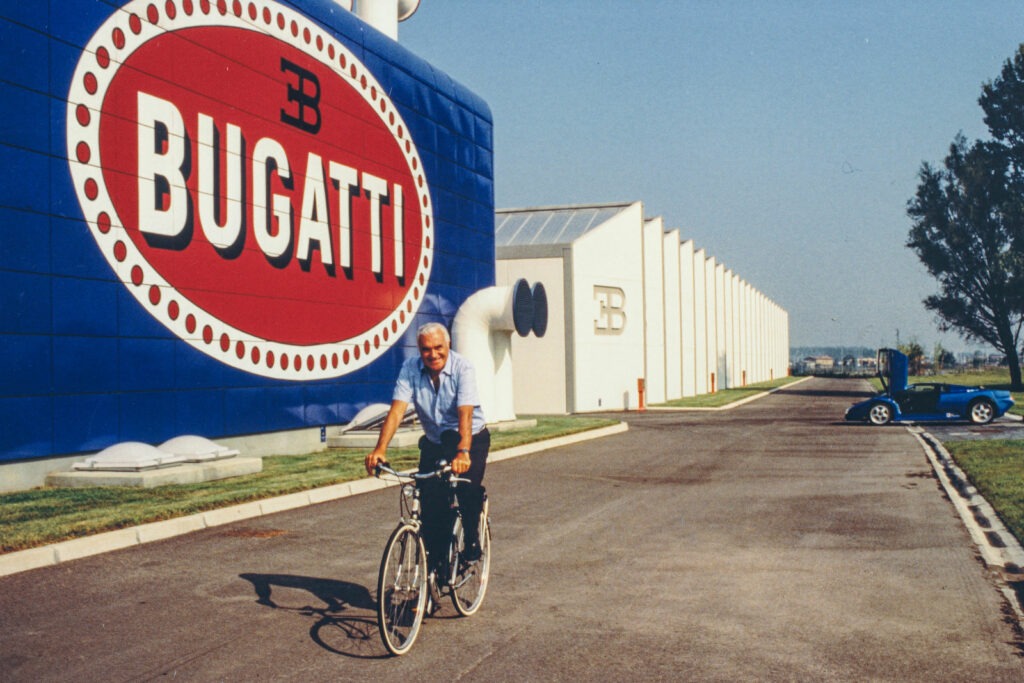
top-left (968, 399), bottom-right (995, 425)
top-left (868, 402), bottom-right (893, 426)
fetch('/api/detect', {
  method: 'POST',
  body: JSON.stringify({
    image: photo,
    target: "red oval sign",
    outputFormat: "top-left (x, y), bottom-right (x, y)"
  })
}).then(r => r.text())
top-left (67, 0), bottom-right (433, 379)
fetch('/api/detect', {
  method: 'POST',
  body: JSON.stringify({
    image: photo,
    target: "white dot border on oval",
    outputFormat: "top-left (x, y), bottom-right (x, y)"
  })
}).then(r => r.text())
top-left (65, 0), bottom-right (434, 381)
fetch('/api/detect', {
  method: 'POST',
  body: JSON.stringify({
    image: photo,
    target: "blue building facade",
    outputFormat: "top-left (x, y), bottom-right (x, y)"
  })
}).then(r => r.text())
top-left (0, 0), bottom-right (494, 464)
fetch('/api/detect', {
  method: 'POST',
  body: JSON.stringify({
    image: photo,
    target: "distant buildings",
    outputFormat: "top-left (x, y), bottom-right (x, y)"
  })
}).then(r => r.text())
top-left (792, 350), bottom-right (1009, 376)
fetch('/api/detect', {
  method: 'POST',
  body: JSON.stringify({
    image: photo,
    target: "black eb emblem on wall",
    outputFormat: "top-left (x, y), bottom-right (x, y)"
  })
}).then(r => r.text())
top-left (280, 58), bottom-right (321, 134)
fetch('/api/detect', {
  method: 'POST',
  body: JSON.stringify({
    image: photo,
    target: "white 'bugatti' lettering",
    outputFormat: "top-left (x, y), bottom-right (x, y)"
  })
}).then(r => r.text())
top-left (198, 113), bottom-right (244, 252)
top-left (137, 91), bottom-right (405, 277)
top-left (67, 0), bottom-right (435, 381)
top-left (138, 91), bottom-right (188, 239)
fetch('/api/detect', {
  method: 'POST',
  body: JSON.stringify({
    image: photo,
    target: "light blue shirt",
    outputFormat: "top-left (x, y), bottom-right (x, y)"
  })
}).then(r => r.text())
top-left (393, 349), bottom-right (487, 444)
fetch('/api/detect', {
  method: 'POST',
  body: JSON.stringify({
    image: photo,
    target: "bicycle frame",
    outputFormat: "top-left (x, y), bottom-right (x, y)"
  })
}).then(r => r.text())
top-left (376, 463), bottom-right (470, 589)
top-left (374, 461), bottom-right (491, 654)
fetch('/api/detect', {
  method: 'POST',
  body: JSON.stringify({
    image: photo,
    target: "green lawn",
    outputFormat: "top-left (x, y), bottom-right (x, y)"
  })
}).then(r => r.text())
top-left (654, 376), bottom-right (803, 408)
top-left (0, 416), bottom-right (617, 554)
top-left (945, 439), bottom-right (1024, 546)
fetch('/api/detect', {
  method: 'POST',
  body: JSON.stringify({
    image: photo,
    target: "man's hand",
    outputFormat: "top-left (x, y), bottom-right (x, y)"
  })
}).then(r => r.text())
top-left (365, 450), bottom-right (387, 475)
top-left (365, 400), bottom-right (407, 475)
top-left (452, 449), bottom-right (471, 475)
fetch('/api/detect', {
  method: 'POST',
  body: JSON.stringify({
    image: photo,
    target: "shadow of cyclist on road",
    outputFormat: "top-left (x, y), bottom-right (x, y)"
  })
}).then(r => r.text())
top-left (239, 573), bottom-right (384, 659)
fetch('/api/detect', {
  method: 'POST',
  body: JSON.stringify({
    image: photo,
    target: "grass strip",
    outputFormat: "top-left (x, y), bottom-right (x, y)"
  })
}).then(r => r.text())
top-left (0, 416), bottom-right (616, 554)
top-left (946, 439), bottom-right (1024, 546)
top-left (654, 376), bottom-right (802, 409)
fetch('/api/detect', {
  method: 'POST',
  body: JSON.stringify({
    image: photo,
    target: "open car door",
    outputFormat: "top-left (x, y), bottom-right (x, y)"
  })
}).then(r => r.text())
top-left (877, 348), bottom-right (909, 396)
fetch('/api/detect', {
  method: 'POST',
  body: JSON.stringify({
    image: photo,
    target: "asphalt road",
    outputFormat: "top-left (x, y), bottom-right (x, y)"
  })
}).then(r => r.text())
top-left (923, 416), bottom-right (1024, 442)
top-left (2, 377), bottom-right (1022, 681)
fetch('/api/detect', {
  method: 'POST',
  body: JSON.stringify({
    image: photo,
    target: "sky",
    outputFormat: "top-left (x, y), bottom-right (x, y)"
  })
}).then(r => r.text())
top-left (398, 1), bottom-right (1024, 354)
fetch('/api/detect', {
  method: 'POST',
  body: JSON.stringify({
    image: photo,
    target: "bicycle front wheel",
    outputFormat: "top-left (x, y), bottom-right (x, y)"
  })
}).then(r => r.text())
top-left (377, 524), bottom-right (428, 655)
top-left (451, 505), bottom-right (491, 617)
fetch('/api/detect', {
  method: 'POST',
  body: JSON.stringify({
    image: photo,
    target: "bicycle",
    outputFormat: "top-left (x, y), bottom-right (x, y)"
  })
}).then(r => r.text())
top-left (373, 462), bottom-right (491, 656)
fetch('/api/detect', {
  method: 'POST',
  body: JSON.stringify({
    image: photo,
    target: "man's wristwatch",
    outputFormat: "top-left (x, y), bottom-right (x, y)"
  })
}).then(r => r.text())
top-left (457, 448), bottom-right (470, 455)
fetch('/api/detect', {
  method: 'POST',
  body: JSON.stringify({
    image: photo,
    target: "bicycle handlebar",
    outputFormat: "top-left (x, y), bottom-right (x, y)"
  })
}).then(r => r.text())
top-left (374, 462), bottom-right (470, 484)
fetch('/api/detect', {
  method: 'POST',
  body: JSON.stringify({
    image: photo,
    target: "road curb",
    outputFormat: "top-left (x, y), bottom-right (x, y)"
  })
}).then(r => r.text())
top-left (909, 425), bottom-right (1024, 623)
top-left (0, 422), bottom-right (629, 579)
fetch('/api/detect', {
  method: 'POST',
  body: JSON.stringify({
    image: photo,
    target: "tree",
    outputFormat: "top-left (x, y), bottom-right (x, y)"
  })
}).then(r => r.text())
top-left (933, 343), bottom-right (956, 371)
top-left (907, 46), bottom-right (1024, 390)
top-left (898, 340), bottom-right (925, 376)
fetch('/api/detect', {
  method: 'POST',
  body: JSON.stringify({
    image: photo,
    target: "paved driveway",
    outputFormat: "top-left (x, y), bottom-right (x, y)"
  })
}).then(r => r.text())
top-left (921, 417), bottom-right (1024, 442)
top-left (1, 377), bottom-right (1021, 681)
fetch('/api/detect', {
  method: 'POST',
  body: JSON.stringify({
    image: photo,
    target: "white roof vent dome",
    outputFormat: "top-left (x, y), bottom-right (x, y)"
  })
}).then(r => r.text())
top-left (158, 435), bottom-right (240, 462)
top-left (72, 442), bottom-right (187, 471)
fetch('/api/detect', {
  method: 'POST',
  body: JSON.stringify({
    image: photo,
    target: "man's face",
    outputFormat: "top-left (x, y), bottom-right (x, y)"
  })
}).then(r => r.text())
top-left (418, 329), bottom-right (450, 376)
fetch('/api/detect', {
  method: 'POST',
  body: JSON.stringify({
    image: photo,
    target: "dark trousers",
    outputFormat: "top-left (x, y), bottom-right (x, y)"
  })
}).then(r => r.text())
top-left (417, 428), bottom-right (489, 567)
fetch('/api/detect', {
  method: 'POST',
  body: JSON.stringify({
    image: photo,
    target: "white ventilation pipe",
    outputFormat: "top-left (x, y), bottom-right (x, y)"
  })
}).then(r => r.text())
top-left (452, 279), bottom-right (546, 424)
top-left (347, 0), bottom-right (421, 40)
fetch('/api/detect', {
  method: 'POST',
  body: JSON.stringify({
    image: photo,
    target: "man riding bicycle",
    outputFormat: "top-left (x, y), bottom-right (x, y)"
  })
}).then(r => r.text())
top-left (365, 322), bottom-right (490, 566)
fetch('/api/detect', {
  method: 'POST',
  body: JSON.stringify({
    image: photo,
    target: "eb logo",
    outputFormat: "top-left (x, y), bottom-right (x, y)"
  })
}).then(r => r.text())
top-left (594, 285), bottom-right (626, 335)
top-left (280, 58), bottom-right (321, 134)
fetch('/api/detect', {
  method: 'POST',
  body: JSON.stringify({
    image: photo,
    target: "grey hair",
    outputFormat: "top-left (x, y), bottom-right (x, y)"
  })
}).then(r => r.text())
top-left (417, 321), bottom-right (450, 343)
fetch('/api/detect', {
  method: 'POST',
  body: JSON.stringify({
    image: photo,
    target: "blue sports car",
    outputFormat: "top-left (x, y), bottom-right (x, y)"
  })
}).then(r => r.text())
top-left (845, 348), bottom-right (1015, 426)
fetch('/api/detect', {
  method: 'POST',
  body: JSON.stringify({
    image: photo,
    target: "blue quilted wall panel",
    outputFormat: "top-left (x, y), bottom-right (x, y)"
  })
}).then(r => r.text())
top-left (0, 0), bottom-right (494, 462)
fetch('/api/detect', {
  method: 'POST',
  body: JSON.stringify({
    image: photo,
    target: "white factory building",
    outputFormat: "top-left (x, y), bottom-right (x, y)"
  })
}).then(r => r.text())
top-left (494, 202), bottom-right (789, 414)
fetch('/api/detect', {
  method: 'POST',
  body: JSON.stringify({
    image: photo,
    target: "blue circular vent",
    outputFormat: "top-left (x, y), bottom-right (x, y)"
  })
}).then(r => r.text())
top-left (531, 283), bottom-right (548, 337)
top-left (512, 279), bottom-right (534, 337)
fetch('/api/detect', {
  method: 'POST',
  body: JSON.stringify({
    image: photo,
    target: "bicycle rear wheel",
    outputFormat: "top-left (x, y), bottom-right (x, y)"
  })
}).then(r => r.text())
top-left (377, 524), bottom-right (428, 655)
top-left (451, 503), bottom-right (490, 616)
